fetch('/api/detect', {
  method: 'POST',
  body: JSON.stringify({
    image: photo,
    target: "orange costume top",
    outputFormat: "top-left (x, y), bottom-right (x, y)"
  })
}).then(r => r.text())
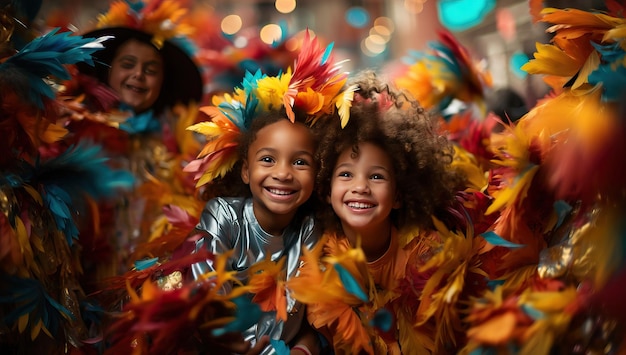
top-left (296, 227), bottom-right (441, 354)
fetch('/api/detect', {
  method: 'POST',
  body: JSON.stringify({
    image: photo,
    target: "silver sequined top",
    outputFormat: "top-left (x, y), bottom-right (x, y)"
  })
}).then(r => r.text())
top-left (191, 197), bottom-right (319, 354)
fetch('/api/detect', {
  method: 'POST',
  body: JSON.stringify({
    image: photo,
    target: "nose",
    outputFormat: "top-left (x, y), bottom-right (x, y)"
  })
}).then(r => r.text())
top-left (132, 67), bottom-right (145, 80)
top-left (351, 176), bottom-right (370, 194)
top-left (272, 163), bottom-right (293, 181)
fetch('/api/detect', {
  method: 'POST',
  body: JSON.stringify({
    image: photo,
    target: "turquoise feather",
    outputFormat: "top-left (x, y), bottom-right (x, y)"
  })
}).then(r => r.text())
top-left (334, 263), bottom-right (368, 302)
top-left (0, 28), bottom-right (108, 108)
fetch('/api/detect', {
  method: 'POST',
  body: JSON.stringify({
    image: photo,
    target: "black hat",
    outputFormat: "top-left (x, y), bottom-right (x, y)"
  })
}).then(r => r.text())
top-left (78, 27), bottom-right (203, 114)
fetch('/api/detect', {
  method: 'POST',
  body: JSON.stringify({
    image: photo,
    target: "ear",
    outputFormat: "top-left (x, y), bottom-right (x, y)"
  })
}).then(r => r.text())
top-left (241, 159), bottom-right (250, 184)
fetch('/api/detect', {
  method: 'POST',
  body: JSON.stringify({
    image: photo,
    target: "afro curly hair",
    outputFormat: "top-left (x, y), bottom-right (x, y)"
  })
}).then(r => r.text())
top-left (316, 70), bottom-right (460, 233)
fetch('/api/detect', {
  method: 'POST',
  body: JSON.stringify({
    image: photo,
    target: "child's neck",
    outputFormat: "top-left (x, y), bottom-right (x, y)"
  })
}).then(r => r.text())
top-left (253, 206), bottom-right (297, 237)
top-left (343, 220), bottom-right (393, 262)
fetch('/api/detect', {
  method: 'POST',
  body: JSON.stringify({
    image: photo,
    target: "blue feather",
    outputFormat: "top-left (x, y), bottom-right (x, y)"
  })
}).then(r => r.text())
top-left (240, 70), bottom-right (266, 93)
top-left (30, 143), bottom-right (134, 244)
top-left (1, 28), bottom-right (108, 108)
top-left (118, 108), bottom-right (161, 134)
top-left (370, 308), bottom-right (392, 332)
top-left (35, 142), bottom-right (135, 199)
top-left (553, 200), bottom-right (572, 229)
top-left (334, 263), bottom-right (368, 302)
top-left (211, 295), bottom-right (262, 336)
top-left (321, 42), bottom-right (335, 66)
top-left (169, 36), bottom-right (199, 57)
top-left (587, 42), bottom-right (626, 102)
top-left (0, 275), bottom-right (73, 335)
top-left (270, 339), bottom-right (290, 355)
top-left (126, 0), bottom-right (144, 13)
top-left (480, 231), bottom-right (525, 249)
top-left (135, 257), bottom-right (159, 271)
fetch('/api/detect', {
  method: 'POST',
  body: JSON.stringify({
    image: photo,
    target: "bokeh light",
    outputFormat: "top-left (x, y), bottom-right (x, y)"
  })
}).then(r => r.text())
top-left (510, 51), bottom-right (529, 78)
top-left (346, 6), bottom-right (370, 28)
top-left (275, 0), bottom-right (296, 14)
top-left (221, 14), bottom-right (243, 35)
top-left (260, 24), bottom-right (283, 45)
top-left (438, 0), bottom-right (496, 31)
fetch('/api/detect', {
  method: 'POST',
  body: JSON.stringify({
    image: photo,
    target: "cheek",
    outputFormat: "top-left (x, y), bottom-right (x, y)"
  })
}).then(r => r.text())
top-left (329, 187), bottom-right (342, 205)
top-left (107, 69), bottom-right (122, 89)
top-left (300, 171), bottom-right (315, 189)
top-left (148, 76), bottom-right (164, 92)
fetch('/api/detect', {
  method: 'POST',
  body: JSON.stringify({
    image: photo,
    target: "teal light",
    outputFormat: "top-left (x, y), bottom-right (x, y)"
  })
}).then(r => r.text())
top-left (437, 0), bottom-right (496, 32)
top-left (510, 51), bottom-right (529, 78)
top-left (346, 6), bottom-right (370, 28)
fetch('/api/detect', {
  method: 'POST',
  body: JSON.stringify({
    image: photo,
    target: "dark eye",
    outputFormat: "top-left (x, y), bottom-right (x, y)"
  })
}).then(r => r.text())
top-left (371, 173), bottom-right (385, 180)
top-left (337, 171), bottom-right (351, 178)
top-left (144, 65), bottom-right (160, 76)
top-left (260, 156), bottom-right (274, 163)
top-left (293, 158), bottom-right (310, 166)
top-left (120, 60), bottom-right (135, 69)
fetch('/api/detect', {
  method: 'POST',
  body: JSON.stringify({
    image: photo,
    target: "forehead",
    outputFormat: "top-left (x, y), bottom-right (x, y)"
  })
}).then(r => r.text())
top-left (114, 38), bottom-right (162, 62)
top-left (250, 120), bottom-right (315, 153)
top-left (338, 142), bottom-right (393, 167)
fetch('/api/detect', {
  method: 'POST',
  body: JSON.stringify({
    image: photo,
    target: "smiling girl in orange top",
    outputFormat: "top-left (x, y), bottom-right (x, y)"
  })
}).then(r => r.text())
top-left (289, 70), bottom-right (460, 354)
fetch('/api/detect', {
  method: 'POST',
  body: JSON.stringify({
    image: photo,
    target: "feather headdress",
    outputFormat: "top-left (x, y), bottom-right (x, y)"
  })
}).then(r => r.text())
top-left (72, 0), bottom-right (203, 113)
top-left (394, 30), bottom-right (492, 119)
top-left (94, 0), bottom-right (194, 51)
top-left (185, 30), bottom-right (352, 187)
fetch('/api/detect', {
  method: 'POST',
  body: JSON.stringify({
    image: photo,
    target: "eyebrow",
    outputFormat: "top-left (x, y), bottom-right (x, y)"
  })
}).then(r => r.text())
top-left (255, 147), bottom-right (314, 158)
top-left (117, 55), bottom-right (162, 65)
top-left (334, 162), bottom-right (391, 172)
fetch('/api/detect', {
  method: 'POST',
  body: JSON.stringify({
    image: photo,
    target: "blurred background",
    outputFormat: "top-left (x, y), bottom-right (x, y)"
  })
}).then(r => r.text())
top-left (31, 0), bottom-right (609, 108)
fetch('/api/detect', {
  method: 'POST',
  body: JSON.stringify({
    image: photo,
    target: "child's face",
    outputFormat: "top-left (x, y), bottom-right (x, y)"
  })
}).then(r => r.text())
top-left (330, 142), bottom-right (400, 236)
top-left (241, 119), bottom-right (316, 221)
top-left (108, 38), bottom-right (164, 113)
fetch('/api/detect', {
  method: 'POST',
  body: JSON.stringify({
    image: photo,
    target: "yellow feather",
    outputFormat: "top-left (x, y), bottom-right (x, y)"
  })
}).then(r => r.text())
top-left (604, 25), bottom-right (626, 42)
top-left (451, 146), bottom-right (487, 190)
top-left (520, 287), bottom-right (577, 313)
top-left (485, 165), bottom-right (539, 215)
top-left (18, 314), bottom-right (28, 333)
top-left (23, 185), bottom-right (42, 205)
top-left (255, 75), bottom-right (290, 111)
top-left (96, 0), bottom-right (129, 28)
top-left (336, 84), bottom-right (357, 128)
top-left (16, 217), bottom-right (33, 270)
top-left (519, 313), bottom-right (571, 355)
top-left (521, 42), bottom-right (580, 77)
top-left (571, 51), bottom-right (600, 91)
top-left (498, 265), bottom-right (537, 297)
top-left (30, 319), bottom-right (42, 340)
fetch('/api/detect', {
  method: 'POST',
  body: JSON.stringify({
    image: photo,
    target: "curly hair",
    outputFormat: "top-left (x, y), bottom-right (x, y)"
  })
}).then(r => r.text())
top-left (316, 70), bottom-right (459, 232)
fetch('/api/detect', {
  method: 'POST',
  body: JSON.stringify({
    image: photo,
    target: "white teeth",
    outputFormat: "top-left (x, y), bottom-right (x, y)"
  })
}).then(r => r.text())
top-left (347, 202), bottom-right (374, 209)
top-left (268, 188), bottom-right (292, 195)
top-left (126, 84), bottom-right (145, 92)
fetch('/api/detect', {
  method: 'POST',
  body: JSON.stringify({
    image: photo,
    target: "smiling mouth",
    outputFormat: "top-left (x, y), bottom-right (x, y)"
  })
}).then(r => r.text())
top-left (266, 188), bottom-right (295, 196)
top-left (124, 84), bottom-right (147, 93)
top-left (346, 202), bottom-right (375, 209)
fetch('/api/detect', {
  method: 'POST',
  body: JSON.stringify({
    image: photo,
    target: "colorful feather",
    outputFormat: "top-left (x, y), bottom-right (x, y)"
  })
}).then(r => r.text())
top-left (0, 28), bottom-right (109, 108)
top-left (288, 235), bottom-right (377, 354)
top-left (0, 275), bottom-right (73, 340)
top-left (96, 0), bottom-right (195, 51)
top-left (394, 30), bottom-right (491, 119)
top-left (247, 256), bottom-right (288, 321)
top-left (187, 30), bottom-right (349, 186)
